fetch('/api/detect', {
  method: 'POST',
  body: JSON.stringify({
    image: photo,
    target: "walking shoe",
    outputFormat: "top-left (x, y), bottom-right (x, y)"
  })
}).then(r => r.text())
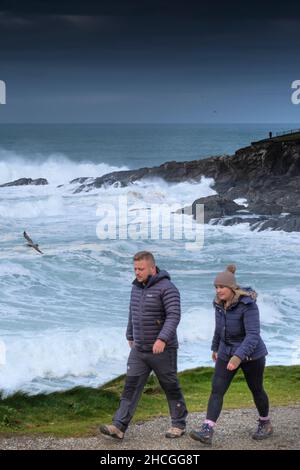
top-left (190, 423), bottom-right (214, 446)
top-left (165, 426), bottom-right (186, 438)
top-left (99, 424), bottom-right (124, 440)
top-left (252, 419), bottom-right (273, 440)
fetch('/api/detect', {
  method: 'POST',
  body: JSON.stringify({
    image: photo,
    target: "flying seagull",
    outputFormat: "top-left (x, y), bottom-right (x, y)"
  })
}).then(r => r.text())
top-left (23, 231), bottom-right (43, 254)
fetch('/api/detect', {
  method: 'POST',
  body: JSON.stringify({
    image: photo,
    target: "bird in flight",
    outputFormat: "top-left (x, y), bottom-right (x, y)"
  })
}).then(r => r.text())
top-left (23, 231), bottom-right (44, 254)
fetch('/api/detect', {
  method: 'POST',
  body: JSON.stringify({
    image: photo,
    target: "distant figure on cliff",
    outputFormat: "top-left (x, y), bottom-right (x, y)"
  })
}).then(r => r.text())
top-left (269, 131), bottom-right (273, 139)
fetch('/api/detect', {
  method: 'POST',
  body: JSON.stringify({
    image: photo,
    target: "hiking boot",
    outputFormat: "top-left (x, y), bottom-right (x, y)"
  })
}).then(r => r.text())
top-left (252, 419), bottom-right (273, 440)
top-left (165, 426), bottom-right (186, 438)
top-left (190, 423), bottom-right (214, 446)
top-left (99, 424), bottom-right (124, 440)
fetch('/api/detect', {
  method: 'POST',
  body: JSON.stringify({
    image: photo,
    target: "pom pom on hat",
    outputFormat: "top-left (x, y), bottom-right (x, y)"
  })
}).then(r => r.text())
top-left (226, 264), bottom-right (236, 274)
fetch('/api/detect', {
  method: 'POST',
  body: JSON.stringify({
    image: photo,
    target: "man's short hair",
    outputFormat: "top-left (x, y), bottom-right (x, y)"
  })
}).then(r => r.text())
top-left (133, 251), bottom-right (156, 265)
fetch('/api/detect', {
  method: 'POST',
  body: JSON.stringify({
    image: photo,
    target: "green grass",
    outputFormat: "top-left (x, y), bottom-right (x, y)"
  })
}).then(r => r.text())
top-left (0, 365), bottom-right (299, 437)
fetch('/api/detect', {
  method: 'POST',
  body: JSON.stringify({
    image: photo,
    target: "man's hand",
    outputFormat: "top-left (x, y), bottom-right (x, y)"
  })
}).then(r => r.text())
top-left (212, 351), bottom-right (218, 362)
top-left (227, 355), bottom-right (241, 371)
top-left (128, 340), bottom-right (134, 348)
top-left (153, 339), bottom-right (166, 354)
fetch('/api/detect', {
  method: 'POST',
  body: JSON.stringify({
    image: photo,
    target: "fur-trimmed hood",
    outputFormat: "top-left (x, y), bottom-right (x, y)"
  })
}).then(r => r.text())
top-left (214, 287), bottom-right (257, 309)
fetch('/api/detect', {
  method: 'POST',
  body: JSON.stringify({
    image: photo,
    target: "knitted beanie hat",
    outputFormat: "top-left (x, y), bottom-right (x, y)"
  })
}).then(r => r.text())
top-left (214, 264), bottom-right (238, 289)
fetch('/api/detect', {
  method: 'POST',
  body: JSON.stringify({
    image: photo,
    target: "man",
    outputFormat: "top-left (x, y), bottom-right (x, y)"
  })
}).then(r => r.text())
top-left (100, 251), bottom-right (188, 440)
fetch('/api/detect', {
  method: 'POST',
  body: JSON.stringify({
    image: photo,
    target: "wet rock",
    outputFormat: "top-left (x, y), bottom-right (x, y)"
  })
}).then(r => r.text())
top-left (0, 177), bottom-right (48, 188)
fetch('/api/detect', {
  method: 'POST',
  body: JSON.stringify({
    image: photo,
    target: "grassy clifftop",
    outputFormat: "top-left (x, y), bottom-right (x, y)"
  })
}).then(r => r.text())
top-left (0, 365), bottom-right (299, 437)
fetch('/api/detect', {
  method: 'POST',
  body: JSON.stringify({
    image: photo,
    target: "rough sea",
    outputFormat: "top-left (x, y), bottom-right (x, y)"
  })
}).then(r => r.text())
top-left (0, 123), bottom-right (299, 396)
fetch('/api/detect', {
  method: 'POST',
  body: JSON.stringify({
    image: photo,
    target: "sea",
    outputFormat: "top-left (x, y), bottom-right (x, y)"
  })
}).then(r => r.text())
top-left (0, 123), bottom-right (299, 397)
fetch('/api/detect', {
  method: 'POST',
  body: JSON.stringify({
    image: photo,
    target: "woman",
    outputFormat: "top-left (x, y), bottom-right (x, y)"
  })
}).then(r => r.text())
top-left (190, 264), bottom-right (273, 445)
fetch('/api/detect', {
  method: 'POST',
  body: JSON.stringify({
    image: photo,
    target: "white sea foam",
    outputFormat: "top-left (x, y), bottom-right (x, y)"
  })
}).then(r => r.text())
top-left (0, 308), bottom-right (215, 396)
top-left (0, 177), bottom-right (216, 224)
top-left (0, 262), bottom-right (31, 277)
top-left (0, 327), bottom-right (129, 396)
top-left (0, 195), bottom-right (65, 219)
top-left (179, 306), bottom-right (215, 343)
top-left (0, 151), bottom-right (299, 396)
top-left (234, 198), bottom-right (248, 207)
top-left (0, 148), bottom-right (128, 186)
top-left (257, 294), bottom-right (284, 325)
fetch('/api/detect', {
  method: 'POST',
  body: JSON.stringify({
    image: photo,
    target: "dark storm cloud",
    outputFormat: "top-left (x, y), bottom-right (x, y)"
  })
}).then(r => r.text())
top-left (1, 0), bottom-right (300, 62)
top-left (1, 12), bottom-right (299, 62)
top-left (2, 0), bottom-right (300, 19)
top-left (0, 1), bottom-right (299, 122)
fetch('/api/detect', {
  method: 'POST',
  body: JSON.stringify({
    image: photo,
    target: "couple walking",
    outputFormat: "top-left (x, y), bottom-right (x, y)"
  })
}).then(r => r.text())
top-left (100, 251), bottom-right (273, 446)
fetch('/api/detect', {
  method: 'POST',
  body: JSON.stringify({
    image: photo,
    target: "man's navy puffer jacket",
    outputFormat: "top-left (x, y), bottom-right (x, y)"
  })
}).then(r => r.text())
top-left (126, 268), bottom-right (181, 351)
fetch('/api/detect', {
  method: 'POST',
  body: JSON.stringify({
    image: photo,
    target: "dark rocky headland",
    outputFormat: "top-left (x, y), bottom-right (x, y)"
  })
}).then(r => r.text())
top-left (1, 139), bottom-right (299, 232)
top-left (71, 140), bottom-right (300, 232)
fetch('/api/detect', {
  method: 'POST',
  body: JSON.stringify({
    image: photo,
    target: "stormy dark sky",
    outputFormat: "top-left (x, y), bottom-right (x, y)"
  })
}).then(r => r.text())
top-left (0, 0), bottom-right (300, 123)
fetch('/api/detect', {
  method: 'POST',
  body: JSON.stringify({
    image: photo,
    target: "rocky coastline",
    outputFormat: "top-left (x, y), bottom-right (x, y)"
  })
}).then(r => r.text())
top-left (1, 140), bottom-right (299, 232)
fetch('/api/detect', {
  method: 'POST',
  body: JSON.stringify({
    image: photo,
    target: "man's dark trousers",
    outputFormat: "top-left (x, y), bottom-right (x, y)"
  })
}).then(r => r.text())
top-left (113, 346), bottom-right (188, 432)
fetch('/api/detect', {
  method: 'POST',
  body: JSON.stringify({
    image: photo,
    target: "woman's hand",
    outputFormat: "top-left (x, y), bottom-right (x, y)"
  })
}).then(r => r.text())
top-left (212, 351), bottom-right (218, 362)
top-left (227, 355), bottom-right (241, 371)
